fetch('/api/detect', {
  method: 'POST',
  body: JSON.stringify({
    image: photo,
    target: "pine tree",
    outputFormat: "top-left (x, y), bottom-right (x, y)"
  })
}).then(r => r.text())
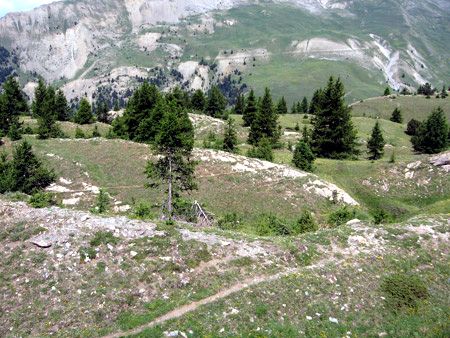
top-left (92, 125), bottom-right (101, 138)
top-left (367, 121), bottom-right (385, 160)
top-left (248, 88), bottom-right (280, 145)
top-left (115, 82), bottom-right (159, 140)
top-left (302, 125), bottom-right (311, 144)
top-left (405, 119), bottom-right (421, 136)
top-left (412, 107), bottom-right (449, 154)
top-left (276, 96), bottom-right (288, 115)
top-left (300, 97), bottom-right (308, 114)
top-left (0, 141), bottom-right (55, 194)
top-left (243, 89), bottom-right (257, 127)
top-left (135, 96), bottom-right (167, 143)
top-left (145, 101), bottom-right (196, 218)
top-left (74, 98), bottom-right (93, 124)
top-left (384, 87), bottom-right (391, 96)
top-left (205, 85), bottom-right (226, 118)
top-left (37, 85), bottom-right (60, 139)
top-left (0, 76), bottom-right (27, 138)
top-left (223, 117), bottom-right (238, 153)
top-left (32, 79), bottom-right (47, 118)
top-left (234, 94), bottom-right (245, 115)
top-left (292, 139), bottom-right (315, 172)
top-left (309, 89), bottom-right (323, 115)
top-left (55, 89), bottom-right (70, 121)
top-left (191, 89), bottom-right (206, 111)
top-left (311, 77), bottom-right (358, 159)
top-left (390, 108), bottom-right (403, 123)
top-left (290, 102), bottom-right (297, 114)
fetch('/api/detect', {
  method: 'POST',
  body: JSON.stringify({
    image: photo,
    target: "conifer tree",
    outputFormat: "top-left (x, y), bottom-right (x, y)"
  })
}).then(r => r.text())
top-left (300, 97), bottom-right (308, 114)
top-left (311, 77), bottom-right (357, 159)
top-left (384, 87), bottom-right (391, 96)
top-left (248, 88), bottom-right (280, 145)
top-left (115, 82), bottom-right (159, 140)
top-left (223, 117), bottom-right (238, 153)
top-left (367, 121), bottom-right (385, 160)
top-left (302, 125), bottom-right (311, 144)
top-left (405, 118), bottom-right (421, 136)
top-left (135, 96), bottom-right (167, 143)
top-left (292, 139), bottom-right (315, 172)
top-left (0, 140), bottom-right (55, 194)
top-left (276, 96), bottom-right (288, 115)
top-left (290, 102), bottom-right (297, 114)
top-left (96, 101), bottom-right (109, 123)
top-left (234, 94), bottom-right (245, 115)
top-left (441, 85), bottom-right (448, 99)
top-left (74, 98), bottom-right (94, 125)
top-left (191, 89), bottom-right (206, 111)
top-left (37, 85), bottom-right (60, 139)
top-left (55, 89), bottom-right (70, 121)
top-left (390, 107), bottom-right (403, 123)
top-left (243, 89), bottom-right (257, 127)
top-left (309, 89), bottom-right (323, 115)
top-left (145, 101), bottom-right (196, 218)
top-left (247, 137), bottom-right (273, 162)
top-left (205, 85), bottom-right (226, 118)
top-left (32, 79), bottom-right (47, 118)
top-left (412, 107), bottom-right (449, 154)
top-left (1, 76), bottom-right (28, 137)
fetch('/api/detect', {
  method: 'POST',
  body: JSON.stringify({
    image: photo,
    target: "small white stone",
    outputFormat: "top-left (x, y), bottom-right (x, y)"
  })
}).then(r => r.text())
top-left (130, 251), bottom-right (138, 258)
top-left (306, 316), bottom-right (312, 320)
top-left (329, 317), bottom-right (339, 324)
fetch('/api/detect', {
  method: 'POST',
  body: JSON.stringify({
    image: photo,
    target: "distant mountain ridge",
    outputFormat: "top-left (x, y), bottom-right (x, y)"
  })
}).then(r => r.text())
top-left (0, 0), bottom-right (449, 104)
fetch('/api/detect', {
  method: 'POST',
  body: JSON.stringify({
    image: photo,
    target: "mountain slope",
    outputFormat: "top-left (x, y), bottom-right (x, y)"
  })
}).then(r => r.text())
top-left (0, 0), bottom-right (449, 104)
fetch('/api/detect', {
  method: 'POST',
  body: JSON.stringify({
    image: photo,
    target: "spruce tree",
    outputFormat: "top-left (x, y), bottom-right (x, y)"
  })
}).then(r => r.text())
top-left (37, 85), bottom-right (60, 139)
top-left (32, 79), bottom-right (47, 118)
top-left (243, 89), bottom-right (257, 127)
top-left (276, 96), bottom-right (288, 115)
top-left (384, 87), bottom-right (391, 96)
top-left (405, 119), bottom-right (421, 136)
top-left (145, 101), bottom-right (196, 218)
top-left (96, 101), bottom-right (109, 123)
top-left (205, 85), bottom-right (226, 118)
top-left (135, 96), bottom-right (167, 143)
top-left (390, 108), bottom-right (403, 123)
top-left (115, 82), bottom-right (159, 140)
top-left (191, 89), bottom-right (206, 111)
top-left (441, 85), bottom-right (448, 99)
top-left (74, 98), bottom-right (94, 124)
top-left (248, 87), bottom-right (280, 145)
top-left (311, 77), bottom-right (358, 159)
top-left (54, 89), bottom-right (70, 121)
top-left (1, 76), bottom-right (28, 131)
top-left (290, 102), bottom-right (297, 114)
top-left (367, 121), bottom-right (385, 160)
top-left (0, 141), bottom-right (55, 194)
top-left (247, 137), bottom-right (273, 162)
top-left (223, 117), bottom-right (238, 153)
top-left (412, 107), bottom-right (449, 154)
top-left (309, 89), bottom-right (323, 115)
top-left (292, 139), bottom-right (315, 172)
top-left (234, 94), bottom-right (245, 115)
top-left (300, 97), bottom-right (308, 114)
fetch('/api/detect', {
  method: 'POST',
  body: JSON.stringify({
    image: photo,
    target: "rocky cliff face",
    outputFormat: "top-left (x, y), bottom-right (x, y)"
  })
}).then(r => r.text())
top-left (0, 0), bottom-right (448, 103)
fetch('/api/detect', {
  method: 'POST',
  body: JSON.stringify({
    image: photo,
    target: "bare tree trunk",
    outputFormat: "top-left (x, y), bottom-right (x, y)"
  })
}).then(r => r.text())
top-left (167, 153), bottom-right (173, 219)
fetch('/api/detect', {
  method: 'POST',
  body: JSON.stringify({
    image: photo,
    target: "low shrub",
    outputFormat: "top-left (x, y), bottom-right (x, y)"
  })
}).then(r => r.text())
top-left (29, 192), bottom-right (54, 208)
top-left (255, 214), bottom-right (291, 236)
top-left (90, 231), bottom-right (119, 247)
top-left (293, 210), bottom-right (318, 234)
top-left (327, 206), bottom-right (356, 227)
top-left (217, 212), bottom-right (241, 230)
top-left (381, 273), bottom-right (429, 312)
top-left (132, 202), bottom-right (155, 219)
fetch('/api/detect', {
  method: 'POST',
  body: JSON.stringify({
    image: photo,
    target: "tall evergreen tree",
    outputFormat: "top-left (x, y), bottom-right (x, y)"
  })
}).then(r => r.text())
top-left (135, 96), bottom-right (167, 143)
top-left (311, 77), bottom-right (358, 159)
top-left (300, 97), bottom-right (308, 114)
top-left (234, 94), bottom-right (245, 115)
top-left (117, 82), bottom-right (160, 140)
top-left (32, 79), bottom-right (47, 118)
top-left (441, 85), bottom-right (448, 99)
top-left (223, 117), bottom-right (238, 153)
top-left (405, 118), bottom-right (421, 136)
top-left (243, 89), bottom-right (257, 127)
top-left (145, 101), bottom-right (196, 218)
top-left (412, 107), bottom-right (448, 154)
top-left (191, 89), bottom-right (206, 111)
top-left (96, 101), bottom-right (109, 123)
top-left (247, 137), bottom-right (273, 162)
top-left (367, 121), bottom-right (385, 160)
top-left (55, 89), bottom-right (70, 121)
top-left (2, 76), bottom-right (28, 118)
top-left (390, 108), bottom-right (403, 123)
top-left (37, 85), bottom-right (59, 139)
top-left (292, 139), bottom-right (315, 172)
top-left (276, 96), bottom-right (288, 115)
top-left (249, 88), bottom-right (280, 145)
top-left (384, 87), bottom-right (391, 96)
top-left (74, 98), bottom-right (94, 125)
top-left (309, 89), bottom-right (323, 115)
top-left (205, 85), bottom-right (226, 118)
top-left (290, 102), bottom-right (297, 114)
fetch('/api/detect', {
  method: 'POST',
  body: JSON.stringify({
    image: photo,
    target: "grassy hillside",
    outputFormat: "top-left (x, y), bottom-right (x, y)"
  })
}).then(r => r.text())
top-left (351, 95), bottom-right (450, 121)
